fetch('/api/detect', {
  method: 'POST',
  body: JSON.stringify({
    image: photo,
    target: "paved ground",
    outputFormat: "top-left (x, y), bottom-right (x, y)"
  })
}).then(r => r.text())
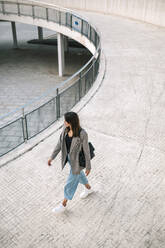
top-left (0, 9), bottom-right (165, 248)
top-left (0, 21), bottom-right (91, 125)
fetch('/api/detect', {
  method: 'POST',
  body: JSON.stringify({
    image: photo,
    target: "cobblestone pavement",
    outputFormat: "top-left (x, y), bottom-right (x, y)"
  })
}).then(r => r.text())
top-left (0, 10), bottom-right (165, 248)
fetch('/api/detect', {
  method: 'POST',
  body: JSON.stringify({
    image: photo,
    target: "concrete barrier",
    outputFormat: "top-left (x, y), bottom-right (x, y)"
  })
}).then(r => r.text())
top-left (32, 0), bottom-right (165, 27)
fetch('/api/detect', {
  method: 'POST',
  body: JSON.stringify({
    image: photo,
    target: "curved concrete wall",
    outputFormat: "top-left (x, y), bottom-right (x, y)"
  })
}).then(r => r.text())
top-left (0, 0), bottom-right (98, 55)
top-left (32, 0), bottom-right (165, 27)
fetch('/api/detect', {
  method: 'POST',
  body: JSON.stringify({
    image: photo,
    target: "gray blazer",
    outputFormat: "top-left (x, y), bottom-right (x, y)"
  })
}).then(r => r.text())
top-left (50, 127), bottom-right (91, 174)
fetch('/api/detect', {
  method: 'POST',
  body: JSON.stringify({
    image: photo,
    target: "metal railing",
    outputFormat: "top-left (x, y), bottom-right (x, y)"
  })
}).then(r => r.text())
top-left (0, 1), bottom-right (101, 157)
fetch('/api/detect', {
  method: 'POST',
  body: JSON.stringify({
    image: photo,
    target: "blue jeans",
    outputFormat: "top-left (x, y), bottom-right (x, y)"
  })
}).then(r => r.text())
top-left (64, 156), bottom-right (88, 200)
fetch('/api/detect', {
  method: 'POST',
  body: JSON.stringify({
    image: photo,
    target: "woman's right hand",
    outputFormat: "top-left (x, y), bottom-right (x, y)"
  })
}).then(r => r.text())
top-left (48, 159), bottom-right (52, 166)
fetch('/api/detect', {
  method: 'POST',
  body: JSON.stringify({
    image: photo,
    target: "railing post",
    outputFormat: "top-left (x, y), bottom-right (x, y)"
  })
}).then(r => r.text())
top-left (17, 3), bottom-right (20, 16)
top-left (87, 23), bottom-right (90, 39)
top-left (65, 12), bottom-right (67, 26)
top-left (95, 31), bottom-right (97, 47)
top-left (22, 108), bottom-right (28, 143)
top-left (85, 74), bottom-right (87, 94)
top-left (2, 1), bottom-right (5, 14)
top-left (66, 13), bottom-right (71, 28)
top-left (81, 20), bottom-right (83, 35)
top-left (70, 14), bottom-right (72, 30)
top-left (46, 8), bottom-right (49, 21)
top-left (32, 5), bottom-right (35, 19)
top-left (90, 26), bottom-right (92, 42)
top-left (59, 11), bottom-right (61, 25)
top-left (79, 72), bottom-right (82, 100)
top-left (92, 61), bottom-right (95, 83)
top-left (56, 88), bottom-right (60, 119)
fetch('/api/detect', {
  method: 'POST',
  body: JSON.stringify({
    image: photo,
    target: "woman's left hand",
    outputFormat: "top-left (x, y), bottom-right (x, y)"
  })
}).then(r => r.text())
top-left (85, 170), bottom-right (90, 176)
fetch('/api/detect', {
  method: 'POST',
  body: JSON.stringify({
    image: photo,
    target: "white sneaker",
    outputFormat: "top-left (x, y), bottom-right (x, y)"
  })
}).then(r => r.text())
top-left (52, 203), bottom-right (66, 213)
top-left (80, 188), bottom-right (94, 199)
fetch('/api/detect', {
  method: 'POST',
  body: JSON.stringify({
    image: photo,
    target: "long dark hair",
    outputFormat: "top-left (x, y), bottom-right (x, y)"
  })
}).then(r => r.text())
top-left (64, 112), bottom-right (81, 137)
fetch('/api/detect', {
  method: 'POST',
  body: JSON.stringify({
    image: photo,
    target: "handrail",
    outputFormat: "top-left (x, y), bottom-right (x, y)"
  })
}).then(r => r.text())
top-left (0, 0), bottom-right (101, 157)
top-left (0, 0), bottom-right (100, 122)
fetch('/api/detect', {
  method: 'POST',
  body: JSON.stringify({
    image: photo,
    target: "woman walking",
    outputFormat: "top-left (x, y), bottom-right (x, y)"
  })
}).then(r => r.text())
top-left (48, 112), bottom-right (93, 213)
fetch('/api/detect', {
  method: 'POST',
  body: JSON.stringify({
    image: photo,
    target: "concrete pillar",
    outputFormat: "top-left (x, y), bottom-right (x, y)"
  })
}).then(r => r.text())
top-left (11, 22), bottom-right (18, 48)
top-left (64, 36), bottom-right (69, 52)
top-left (37, 26), bottom-right (43, 40)
top-left (57, 33), bottom-right (65, 77)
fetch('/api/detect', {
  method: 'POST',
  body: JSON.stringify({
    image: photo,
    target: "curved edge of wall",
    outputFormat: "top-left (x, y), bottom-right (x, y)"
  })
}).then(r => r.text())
top-left (0, 14), bottom-right (96, 55)
top-left (35, 0), bottom-right (165, 28)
